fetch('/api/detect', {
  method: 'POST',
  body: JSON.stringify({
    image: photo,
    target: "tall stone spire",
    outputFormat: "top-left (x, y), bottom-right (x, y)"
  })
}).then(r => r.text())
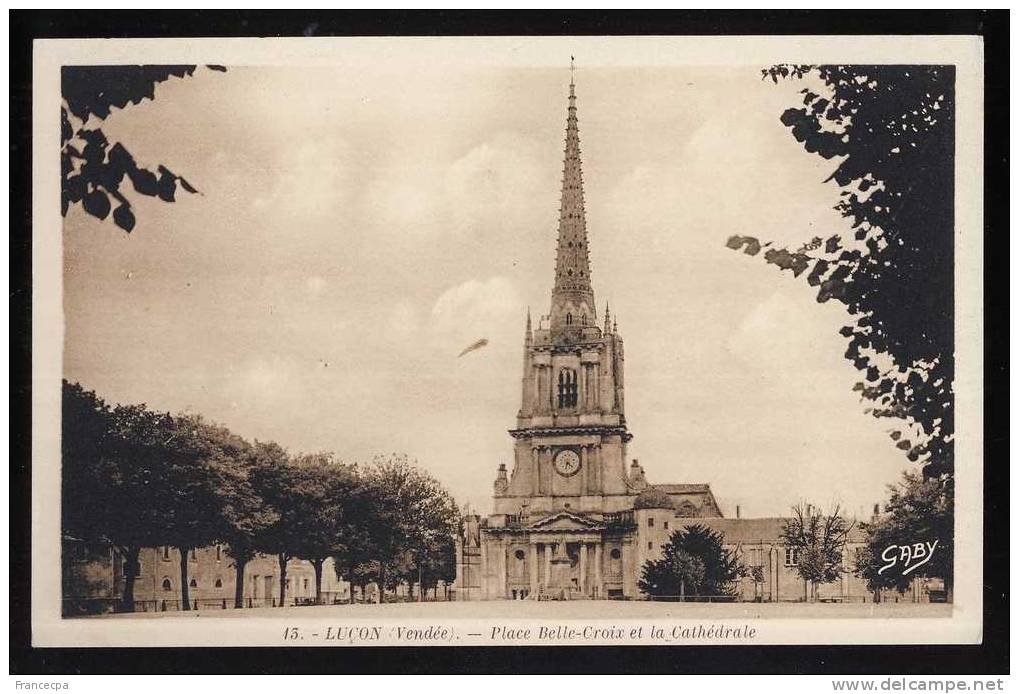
top-left (550, 58), bottom-right (596, 338)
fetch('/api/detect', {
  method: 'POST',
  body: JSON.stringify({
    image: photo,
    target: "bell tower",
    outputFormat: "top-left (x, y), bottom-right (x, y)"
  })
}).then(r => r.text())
top-left (496, 62), bottom-right (632, 517)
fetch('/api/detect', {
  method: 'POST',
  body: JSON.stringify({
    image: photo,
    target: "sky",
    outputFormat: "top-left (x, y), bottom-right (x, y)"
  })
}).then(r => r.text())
top-left (62, 61), bottom-right (911, 518)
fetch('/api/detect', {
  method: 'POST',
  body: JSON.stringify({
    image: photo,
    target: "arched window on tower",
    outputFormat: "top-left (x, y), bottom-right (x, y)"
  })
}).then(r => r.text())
top-left (566, 312), bottom-right (573, 325)
top-left (557, 369), bottom-right (578, 409)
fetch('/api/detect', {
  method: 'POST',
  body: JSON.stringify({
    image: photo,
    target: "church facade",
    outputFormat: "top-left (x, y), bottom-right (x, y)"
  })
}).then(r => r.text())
top-left (453, 71), bottom-right (729, 601)
top-left (451, 71), bottom-right (931, 604)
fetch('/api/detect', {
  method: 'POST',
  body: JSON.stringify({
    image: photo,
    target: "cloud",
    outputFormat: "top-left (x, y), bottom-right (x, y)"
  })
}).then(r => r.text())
top-left (305, 275), bottom-right (327, 298)
top-left (252, 138), bottom-right (355, 224)
top-left (444, 132), bottom-right (555, 239)
top-left (387, 298), bottom-right (419, 337)
top-left (430, 276), bottom-right (522, 350)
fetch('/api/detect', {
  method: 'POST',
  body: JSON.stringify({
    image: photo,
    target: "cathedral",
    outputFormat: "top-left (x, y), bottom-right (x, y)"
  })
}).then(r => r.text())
top-left (451, 69), bottom-right (940, 604)
top-left (453, 69), bottom-right (728, 601)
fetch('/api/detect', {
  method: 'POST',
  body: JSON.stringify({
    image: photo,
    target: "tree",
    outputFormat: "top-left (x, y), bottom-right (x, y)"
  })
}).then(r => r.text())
top-left (62, 381), bottom-right (177, 612)
top-left (248, 441), bottom-right (298, 607)
top-left (330, 467), bottom-right (381, 605)
top-left (216, 440), bottom-right (279, 609)
top-left (728, 65), bottom-right (955, 477)
top-left (155, 414), bottom-right (257, 611)
top-left (781, 503), bottom-right (854, 602)
top-left (855, 472), bottom-right (953, 600)
top-left (282, 453), bottom-right (358, 605)
top-left (416, 536), bottom-right (457, 601)
top-left (61, 381), bottom-right (114, 544)
top-left (61, 65), bottom-right (225, 232)
top-left (639, 524), bottom-right (744, 599)
top-left (357, 455), bottom-right (460, 603)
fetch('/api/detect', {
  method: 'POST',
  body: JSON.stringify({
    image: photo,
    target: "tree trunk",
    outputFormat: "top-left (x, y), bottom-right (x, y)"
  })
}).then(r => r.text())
top-left (311, 558), bottom-right (324, 605)
top-left (378, 563), bottom-right (385, 604)
top-left (418, 566), bottom-right (424, 603)
top-left (233, 557), bottom-right (248, 609)
top-left (121, 546), bottom-right (140, 613)
top-left (178, 547), bottom-right (191, 611)
top-left (679, 578), bottom-right (685, 602)
top-left (278, 554), bottom-right (288, 607)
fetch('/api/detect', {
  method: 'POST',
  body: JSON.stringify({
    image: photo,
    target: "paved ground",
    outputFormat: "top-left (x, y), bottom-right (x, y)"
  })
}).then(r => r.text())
top-left (96, 600), bottom-right (951, 620)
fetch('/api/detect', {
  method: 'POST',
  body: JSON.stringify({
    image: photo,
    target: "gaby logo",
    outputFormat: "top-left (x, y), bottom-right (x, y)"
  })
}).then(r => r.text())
top-left (879, 540), bottom-right (940, 576)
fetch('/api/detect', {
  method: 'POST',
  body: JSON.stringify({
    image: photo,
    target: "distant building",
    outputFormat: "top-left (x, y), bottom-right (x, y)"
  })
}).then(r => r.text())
top-left (452, 68), bottom-right (939, 604)
top-left (63, 539), bottom-right (352, 614)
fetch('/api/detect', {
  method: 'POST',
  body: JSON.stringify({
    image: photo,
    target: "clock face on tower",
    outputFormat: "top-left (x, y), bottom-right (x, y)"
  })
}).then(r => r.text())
top-left (553, 449), bottom-right (581, 477)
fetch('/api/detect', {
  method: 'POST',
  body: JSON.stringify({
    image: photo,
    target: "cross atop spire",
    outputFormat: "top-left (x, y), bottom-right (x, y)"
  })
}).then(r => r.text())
top-left (550, 58), bottom-right (596, 338)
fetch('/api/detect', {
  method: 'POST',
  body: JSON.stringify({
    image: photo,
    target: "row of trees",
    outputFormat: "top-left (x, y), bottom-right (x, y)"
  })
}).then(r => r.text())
top-left (62, 380), bottom-right (460, 612)
top-left (640, 478), bottom-right (952, 602)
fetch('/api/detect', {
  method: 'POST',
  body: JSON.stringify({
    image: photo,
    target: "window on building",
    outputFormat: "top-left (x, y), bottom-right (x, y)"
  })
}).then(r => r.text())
top-left (647, 542), bottom-right (653, 550)
top-left (189, 578), bottom-right (198, 588)
top-left (214, 578), bottom-right (223, 588)
top-left (189, 548), bottom-right (197, 561)
top-left (566, 313), bottom-right (573, 325)
top-left (557, 369), bottom-right (578, 408)
top-left (610, 548), bottom-right (621, 560)
top-left (216, 544), bottom-right (222, 561)
top-left (303, 578), bottom-right (309, 591)
top-left (663, 521), bottom-right (669, 530)
top-left (161, 577), bottom-right (172, 591)
top-left (647, 517), bottom-right (655, 528)
top-left (162, 546), bottom-right (170, 561)
top-left (677, 501), bottom-right (697, 518)
top-left (784, 547), bottom-right (800, 567)
top-left (514, 549), bottom-right (525, 561)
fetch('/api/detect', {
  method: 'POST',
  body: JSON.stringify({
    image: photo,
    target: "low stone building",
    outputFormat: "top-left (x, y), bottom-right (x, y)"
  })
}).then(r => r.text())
top-left (63, 539), bottom-right (352, 614)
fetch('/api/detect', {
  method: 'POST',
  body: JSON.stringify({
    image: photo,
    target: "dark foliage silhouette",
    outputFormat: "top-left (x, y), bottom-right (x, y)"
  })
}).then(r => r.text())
top-left (638, 524), bottom-right (744, 599)
top-left (855, 472), bottom-right (954, 598)
top-left (61, 65), bottom-right (224, 232)
top-left (728, 65), bottom-right (955, 477)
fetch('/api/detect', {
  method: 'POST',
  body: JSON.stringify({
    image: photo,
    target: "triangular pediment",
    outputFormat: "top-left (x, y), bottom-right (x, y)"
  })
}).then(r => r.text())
top-left (526, 511), bottom-right (603, 531)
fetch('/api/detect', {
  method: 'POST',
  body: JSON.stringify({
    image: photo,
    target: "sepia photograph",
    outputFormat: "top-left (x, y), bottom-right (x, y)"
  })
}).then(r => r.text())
top-left (21, 24), bottom-right (993, 663)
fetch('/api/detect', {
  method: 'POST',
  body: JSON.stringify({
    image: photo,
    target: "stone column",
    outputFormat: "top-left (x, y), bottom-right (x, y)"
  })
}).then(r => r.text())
top-left (533, 446), bottom-right (542, 495)
top-left (543, 543), bottom-right (551, 587)
top-left (622, 540), bottom-right (636, 598)
top-left (580, 445), bottom-right (590, 494)
top-left (528, 542), bottom-right (538, 596)
top-left (578, 363), bottom-right (587, 410)
top-left (594, 543), bottom-right (603, 599)
top-left (769, 547), bottom-right (778, 602)
top-left (543, 447), bottom-right (553, 496)
top-left (537, 447), bottom-right (547, 495)
top-left (500, 541), bottom-right (509, 600)
top-left (480, 537), bottom-right (489, 600)
top-left (579, 543), bottom-right (588, 596)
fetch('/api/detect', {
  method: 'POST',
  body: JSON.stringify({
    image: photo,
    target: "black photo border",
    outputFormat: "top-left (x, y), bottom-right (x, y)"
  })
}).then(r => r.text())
top-left (9, 9), bottom-right (1009, 676)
